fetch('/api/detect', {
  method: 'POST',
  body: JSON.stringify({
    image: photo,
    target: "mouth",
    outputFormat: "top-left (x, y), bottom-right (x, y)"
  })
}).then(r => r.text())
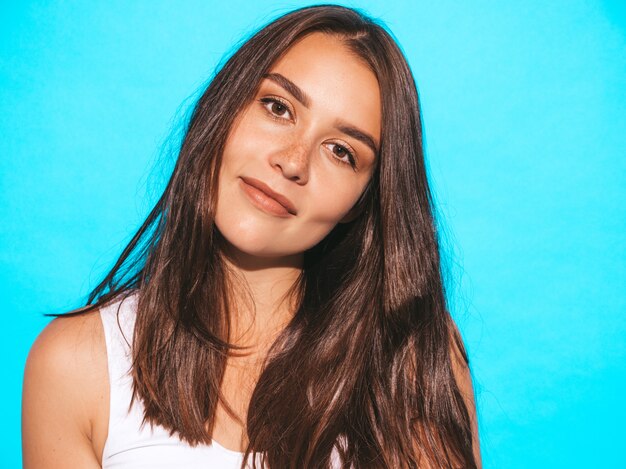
top-left (239, 176), bottom-right (297, 217)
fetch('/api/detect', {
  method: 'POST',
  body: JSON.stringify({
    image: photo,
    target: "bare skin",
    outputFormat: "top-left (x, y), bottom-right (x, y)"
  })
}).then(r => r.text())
top-left (21, 32), bottom-right (481, 467)
top-left (22, 310), bottom-right (108, 467)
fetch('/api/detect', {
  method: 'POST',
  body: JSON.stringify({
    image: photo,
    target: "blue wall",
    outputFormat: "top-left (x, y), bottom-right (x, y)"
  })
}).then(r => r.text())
top-left (2, 1), bottom-right (624, 467)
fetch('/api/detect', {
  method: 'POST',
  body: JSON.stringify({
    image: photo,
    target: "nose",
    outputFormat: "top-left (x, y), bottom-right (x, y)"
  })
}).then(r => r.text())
top-left (269, 140), bottom-right (311, 184)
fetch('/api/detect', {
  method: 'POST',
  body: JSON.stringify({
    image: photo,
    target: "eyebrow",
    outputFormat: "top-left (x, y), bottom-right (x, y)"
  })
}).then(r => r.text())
top-left (263, 72), bottom-right (312, 108)
top-left (262, 72), bottom-right (380, 155)
top-left (333, 121), bottom-right (379, 156)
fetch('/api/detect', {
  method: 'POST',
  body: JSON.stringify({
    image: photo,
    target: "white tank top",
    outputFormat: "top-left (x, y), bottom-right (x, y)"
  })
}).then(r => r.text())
top-left (99, 294), bottom-right (345, 468)
top-left (99, 294), bottom-right (260, 468)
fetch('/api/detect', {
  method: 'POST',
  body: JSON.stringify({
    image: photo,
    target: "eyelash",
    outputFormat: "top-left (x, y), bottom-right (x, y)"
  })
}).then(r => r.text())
top-left (327, 143), bottom-right (357, 170)
top-left (259, 96), bottom-right (293, 122)
top-left (258, 96), bottom-right (358, 170)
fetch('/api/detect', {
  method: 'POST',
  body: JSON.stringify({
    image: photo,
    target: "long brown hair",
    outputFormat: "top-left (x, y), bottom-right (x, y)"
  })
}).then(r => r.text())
top-left (74, 4), bottom-right (477, 468)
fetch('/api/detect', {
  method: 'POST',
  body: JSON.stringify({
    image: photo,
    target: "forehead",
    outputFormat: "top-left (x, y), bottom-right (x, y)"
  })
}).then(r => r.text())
top-left (265, 32), bottom-right (382, 144)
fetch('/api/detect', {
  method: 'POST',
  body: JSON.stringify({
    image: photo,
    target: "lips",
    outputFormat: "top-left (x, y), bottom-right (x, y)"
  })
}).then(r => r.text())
top-left (239, 176), bottom-right (297, 216)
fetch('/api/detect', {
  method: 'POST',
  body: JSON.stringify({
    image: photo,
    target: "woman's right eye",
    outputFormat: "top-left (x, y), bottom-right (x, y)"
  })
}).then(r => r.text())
top-left (259, 97), bottom-right (293, 121)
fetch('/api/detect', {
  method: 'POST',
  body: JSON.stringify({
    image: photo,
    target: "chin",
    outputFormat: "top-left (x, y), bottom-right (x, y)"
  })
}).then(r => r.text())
top-left (216, 226), bottom-right (296, 259)
top-left (214, 212), bottom-right (336, 261)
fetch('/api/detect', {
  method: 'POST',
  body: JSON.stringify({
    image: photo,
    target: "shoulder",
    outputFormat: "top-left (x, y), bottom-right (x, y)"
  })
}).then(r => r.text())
top-left (25, 307), bottom-right (107, 395)
top-left (22, 307), bottom-right (108, 467)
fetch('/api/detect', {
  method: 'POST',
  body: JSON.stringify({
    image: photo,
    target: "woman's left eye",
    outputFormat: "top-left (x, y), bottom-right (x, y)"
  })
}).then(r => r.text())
top-left (259, 97), bottom-right (293, 121)
top-left (326, 143), bottom-right (357, 169)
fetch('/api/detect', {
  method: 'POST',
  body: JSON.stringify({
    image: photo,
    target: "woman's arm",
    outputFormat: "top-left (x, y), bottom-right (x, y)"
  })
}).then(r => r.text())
top-left (409, 324), bottom-right (482, 469)
top-left (449, 324), bottom-right (482, 468)
top-left (22, 311), bottom-right (106, 468)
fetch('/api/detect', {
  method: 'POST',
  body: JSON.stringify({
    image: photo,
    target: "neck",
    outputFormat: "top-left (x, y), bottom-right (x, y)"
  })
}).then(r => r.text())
top-left (221, 248), bottom-right (303, 353)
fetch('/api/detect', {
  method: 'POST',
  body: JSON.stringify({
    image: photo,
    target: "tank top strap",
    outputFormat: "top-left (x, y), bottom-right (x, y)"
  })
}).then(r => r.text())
top-left (99, 292), bottom-right (148, 463)
top-left (99, 293), bottom-right (137, 389)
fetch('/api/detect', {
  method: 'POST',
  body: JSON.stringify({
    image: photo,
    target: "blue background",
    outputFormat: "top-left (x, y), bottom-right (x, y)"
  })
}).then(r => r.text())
top-left (2, 1), bottom-right (625, 467)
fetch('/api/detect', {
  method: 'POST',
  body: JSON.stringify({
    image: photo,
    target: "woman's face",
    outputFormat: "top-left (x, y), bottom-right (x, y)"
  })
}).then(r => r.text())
top-left (215, 32), bottom-right (381, 260)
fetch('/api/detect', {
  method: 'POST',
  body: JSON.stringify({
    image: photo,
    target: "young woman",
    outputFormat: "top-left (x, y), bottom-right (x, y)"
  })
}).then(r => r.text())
top-left (22, 5), bottom-right (481, 468)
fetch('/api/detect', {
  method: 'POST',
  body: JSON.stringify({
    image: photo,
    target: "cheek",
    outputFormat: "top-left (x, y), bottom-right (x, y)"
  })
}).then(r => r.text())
top-left (221, 122), bottom-right (256, 168)
top-left (308, 175), bottom-right (366, 222)
top-left (223, 108), bottom-right (286, 159)
top-left (292, 179), bottom-right (367, 249)
top-left (291, 191), bottom-right (361, 251)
